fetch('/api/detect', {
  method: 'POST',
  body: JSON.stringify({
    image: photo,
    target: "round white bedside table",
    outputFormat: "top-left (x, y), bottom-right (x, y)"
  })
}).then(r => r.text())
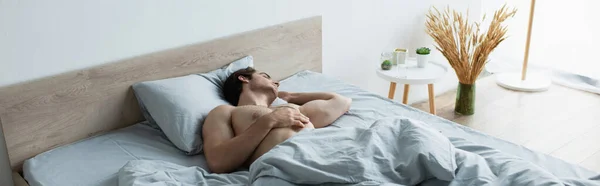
top-left (376, 60), bottom-right (448, 114)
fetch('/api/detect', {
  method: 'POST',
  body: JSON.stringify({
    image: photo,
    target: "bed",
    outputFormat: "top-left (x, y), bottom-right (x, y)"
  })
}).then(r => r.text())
top-left (1, 16), bottom-right (599, 185)
top-left (19, 70), bottom-right (600, 185)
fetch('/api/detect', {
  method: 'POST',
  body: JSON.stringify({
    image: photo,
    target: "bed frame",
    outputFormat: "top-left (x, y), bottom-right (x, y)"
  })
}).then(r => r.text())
top-left (0, 16), bottom-right (322, 178)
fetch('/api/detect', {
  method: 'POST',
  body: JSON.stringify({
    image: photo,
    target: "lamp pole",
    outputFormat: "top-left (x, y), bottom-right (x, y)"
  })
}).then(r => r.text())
top-left (521, 0), bottom-right (536, 80)
top-left (495, 0), bottom-right (552, 92)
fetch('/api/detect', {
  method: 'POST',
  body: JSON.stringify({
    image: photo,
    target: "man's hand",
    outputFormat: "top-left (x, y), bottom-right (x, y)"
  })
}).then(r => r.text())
top-left (277, 91), bottom-right (292, 102)
top-left (280, 92), bottom-right (351, 128)
top-left (265, 107), bottom-right (310, 128)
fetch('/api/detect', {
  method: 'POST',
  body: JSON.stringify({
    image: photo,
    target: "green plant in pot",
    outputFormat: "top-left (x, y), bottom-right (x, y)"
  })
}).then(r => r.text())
top-left (381, 60), bottom-right (392, 70)
top-left (416, 47), bottom-right (431, 68)
top-left (426, 5), bottom-right (516, 115)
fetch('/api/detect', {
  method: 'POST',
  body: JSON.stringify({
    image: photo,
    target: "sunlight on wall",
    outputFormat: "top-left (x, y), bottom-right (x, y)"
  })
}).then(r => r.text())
top-left (529, 0), bottom-right (599, 78)
top-left (484, 0), bottom-right (599, 78)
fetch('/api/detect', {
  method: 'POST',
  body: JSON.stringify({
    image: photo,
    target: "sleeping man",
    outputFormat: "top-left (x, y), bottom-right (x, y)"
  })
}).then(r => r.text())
top-left (202, 67), bottom-right (352, 173)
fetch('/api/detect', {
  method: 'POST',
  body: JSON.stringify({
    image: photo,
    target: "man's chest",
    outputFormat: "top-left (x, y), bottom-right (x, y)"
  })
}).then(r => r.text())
top-left (231, 106), bottom-right (272, 135)
top-left (230, 104), bottom-right (302, 135)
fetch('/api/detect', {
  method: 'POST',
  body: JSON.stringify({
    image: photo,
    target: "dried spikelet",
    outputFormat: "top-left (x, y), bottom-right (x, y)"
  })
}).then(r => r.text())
top-left (426, 4), bottom-right (516, 84)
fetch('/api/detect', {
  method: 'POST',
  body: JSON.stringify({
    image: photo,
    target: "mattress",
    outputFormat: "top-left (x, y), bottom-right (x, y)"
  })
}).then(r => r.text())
top-left (24, 70), bottom-right (599, 186)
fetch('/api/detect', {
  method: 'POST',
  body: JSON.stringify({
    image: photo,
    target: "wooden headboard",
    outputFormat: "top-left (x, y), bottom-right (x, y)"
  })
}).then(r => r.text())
top-left (0, 16), bottom-right (322, 170)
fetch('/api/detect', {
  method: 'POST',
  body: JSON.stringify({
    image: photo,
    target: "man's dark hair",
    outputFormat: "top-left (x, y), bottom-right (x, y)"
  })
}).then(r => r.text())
top-left (223, 67), bottom-right (256, 106)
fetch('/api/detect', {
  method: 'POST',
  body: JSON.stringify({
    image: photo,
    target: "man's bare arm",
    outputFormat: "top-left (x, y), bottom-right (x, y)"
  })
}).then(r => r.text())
top-left (202, 105), bottom-right (309, 173)
top-left (281, 92), bottom-right (352, 128)
top-left (202, 105), bottom-right (273, 173)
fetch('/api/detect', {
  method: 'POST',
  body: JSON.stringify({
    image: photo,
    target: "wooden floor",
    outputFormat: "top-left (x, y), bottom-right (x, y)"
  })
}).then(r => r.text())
top-left (411, 75), bottom-right (600, 173)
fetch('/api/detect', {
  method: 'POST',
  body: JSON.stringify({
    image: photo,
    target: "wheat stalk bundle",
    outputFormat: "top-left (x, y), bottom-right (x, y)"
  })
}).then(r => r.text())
top-left (426, 5), bottom-right (517, 84)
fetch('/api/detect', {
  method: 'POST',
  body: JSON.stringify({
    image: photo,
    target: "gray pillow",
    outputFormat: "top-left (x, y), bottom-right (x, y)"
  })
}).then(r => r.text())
top-left (133, 56), bottom-right (253, 154)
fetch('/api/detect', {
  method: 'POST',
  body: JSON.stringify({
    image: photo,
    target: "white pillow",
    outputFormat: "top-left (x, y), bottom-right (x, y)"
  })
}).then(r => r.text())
top-left (133, 56), bottom-right (253, 154)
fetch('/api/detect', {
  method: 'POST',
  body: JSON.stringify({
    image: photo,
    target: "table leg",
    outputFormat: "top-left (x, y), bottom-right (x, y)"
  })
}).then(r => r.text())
top-left (402, 84), bottom-right (410, 104)
top-left (388, 82), bottom-right (397, 99)
top-left (428, 84), bottom-right (436, 115)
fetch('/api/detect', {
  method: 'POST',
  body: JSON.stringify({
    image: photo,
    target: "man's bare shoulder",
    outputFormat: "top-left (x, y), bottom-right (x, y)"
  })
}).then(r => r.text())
top-left (206, 105), bottom-right (236, 119)
top-left (212, 104), bottom-right (235, 111)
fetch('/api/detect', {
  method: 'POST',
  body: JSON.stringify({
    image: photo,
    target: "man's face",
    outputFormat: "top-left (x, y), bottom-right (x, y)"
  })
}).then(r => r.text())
top-left (248, 72), bottom-right (279, 94)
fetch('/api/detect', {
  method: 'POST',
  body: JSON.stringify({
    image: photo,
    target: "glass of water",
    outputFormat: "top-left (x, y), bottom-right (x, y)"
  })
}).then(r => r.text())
top-left (396, 51), bottom-right (408, 79)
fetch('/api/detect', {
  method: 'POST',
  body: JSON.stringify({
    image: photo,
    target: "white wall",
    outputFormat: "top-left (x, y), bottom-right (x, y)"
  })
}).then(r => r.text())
top-left (0, 0), bottom-right (322, 87)
top-left (484, 0), bottom-right (600, 78)
top-left (528, 0), bottom-right (600, 78)
top-left (1, 0), bottom-right (481, 104)
top-left (322, 0), bottom-right (481, 103)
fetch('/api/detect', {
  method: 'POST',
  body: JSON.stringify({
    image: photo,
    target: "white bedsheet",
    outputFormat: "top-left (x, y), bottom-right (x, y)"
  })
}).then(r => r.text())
top-left (276, 71), bottom-right (598, 179)
top-left (119, 118), bottom-right (600, 185)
